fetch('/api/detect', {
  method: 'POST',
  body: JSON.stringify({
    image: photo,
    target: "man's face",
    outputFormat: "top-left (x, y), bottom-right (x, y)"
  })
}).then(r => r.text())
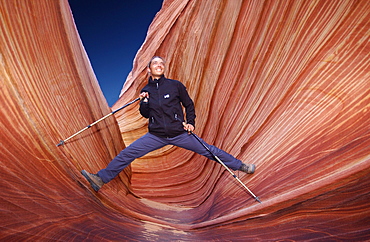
top-left (148, 57), bottom-right (165, 78)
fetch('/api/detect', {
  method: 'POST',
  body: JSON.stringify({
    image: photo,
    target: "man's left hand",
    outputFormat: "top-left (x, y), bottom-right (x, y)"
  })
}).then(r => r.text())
top-left (183, 123), bottom-right (195, 133)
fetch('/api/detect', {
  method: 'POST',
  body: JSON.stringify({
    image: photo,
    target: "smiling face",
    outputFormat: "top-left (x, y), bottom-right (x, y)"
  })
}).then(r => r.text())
top-left (148, 57), bottom-right (165, 79)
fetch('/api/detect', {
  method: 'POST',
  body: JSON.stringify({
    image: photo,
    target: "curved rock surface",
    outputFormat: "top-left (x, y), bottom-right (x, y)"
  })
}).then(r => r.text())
top-left (1, 0), bottom-right (369, 240)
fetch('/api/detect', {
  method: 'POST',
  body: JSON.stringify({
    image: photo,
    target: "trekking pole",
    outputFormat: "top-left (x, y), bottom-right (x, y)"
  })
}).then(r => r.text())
top-left (56, 97), bottom-right (141, 147)
top-left (183, 123), bottom-right (261, 203)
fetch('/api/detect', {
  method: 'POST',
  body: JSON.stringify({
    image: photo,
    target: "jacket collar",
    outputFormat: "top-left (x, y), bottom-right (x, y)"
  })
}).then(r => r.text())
top-left (148, 75), bottom-right (165, 85)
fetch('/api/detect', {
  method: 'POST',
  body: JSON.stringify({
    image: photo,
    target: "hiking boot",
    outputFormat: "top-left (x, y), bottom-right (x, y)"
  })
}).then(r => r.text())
top-left (81, 170), bottom-right (104, 192)
top-left (239, 163), bottom-right (255, 174)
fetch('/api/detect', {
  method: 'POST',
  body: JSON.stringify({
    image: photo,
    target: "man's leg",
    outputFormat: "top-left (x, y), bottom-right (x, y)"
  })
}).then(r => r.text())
top-left (97, 133), bottom-right (167, 183)
top-left (170, 133), bottom-right (243, 170)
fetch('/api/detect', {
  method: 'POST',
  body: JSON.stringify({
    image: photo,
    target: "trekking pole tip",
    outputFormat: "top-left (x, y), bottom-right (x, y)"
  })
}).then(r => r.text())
top-left (255, 197), bottom-right (262, 203)
top-left (56, 140), bottom-right (65, 147)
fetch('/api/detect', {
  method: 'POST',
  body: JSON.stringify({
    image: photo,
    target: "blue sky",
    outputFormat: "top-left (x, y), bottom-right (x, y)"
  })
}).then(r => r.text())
top-left (68, 0), bottom-right (163, 106)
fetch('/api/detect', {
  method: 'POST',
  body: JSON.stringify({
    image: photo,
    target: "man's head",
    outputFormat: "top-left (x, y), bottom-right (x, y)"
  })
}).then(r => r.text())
top-left (147, 56), bottom-right (165, 79)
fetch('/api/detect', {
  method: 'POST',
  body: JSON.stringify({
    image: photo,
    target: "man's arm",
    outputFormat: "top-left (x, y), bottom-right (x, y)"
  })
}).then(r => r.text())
top-left (178, 82), bottom-right (196, 127)
top-left (139, 92), bottom-right (150, 118)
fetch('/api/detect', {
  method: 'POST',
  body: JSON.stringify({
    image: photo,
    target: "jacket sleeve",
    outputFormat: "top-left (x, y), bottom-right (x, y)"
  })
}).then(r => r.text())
top-left (139, 100), bottom-right (150, 118)
top-left (178, 82), bottom-right (196, 127)
top-left (139, 87), bottom-right (150, 118)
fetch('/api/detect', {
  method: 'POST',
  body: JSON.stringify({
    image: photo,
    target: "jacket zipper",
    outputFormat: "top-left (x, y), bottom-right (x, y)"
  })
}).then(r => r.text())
top-left (156, 81), bottom-right (168, 135)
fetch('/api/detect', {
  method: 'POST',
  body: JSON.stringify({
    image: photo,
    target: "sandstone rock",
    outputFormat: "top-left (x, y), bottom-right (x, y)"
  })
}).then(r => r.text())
top-left (1, 0), bottom-right (369, 240)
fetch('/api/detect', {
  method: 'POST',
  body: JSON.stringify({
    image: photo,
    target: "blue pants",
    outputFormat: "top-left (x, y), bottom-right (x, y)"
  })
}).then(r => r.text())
top-left (98, 132), bottom-right (242, 183)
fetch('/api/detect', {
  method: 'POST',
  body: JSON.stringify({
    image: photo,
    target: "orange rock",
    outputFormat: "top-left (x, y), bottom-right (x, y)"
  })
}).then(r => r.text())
top-left (0, 0), bottom-right (369, 240)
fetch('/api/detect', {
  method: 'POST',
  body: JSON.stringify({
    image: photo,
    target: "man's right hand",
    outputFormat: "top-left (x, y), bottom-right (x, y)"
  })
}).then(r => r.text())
top-left (139, 92), bottom-right (149, 102)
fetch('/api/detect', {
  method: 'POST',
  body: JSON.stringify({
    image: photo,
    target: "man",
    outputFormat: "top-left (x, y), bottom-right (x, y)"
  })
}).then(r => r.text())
top-left (82, 56), bottom-right (255, 192)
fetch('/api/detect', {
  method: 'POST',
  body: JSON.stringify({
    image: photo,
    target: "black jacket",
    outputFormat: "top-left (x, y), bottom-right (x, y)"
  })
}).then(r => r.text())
top-left (139, 75), bottom-right (196, 138)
